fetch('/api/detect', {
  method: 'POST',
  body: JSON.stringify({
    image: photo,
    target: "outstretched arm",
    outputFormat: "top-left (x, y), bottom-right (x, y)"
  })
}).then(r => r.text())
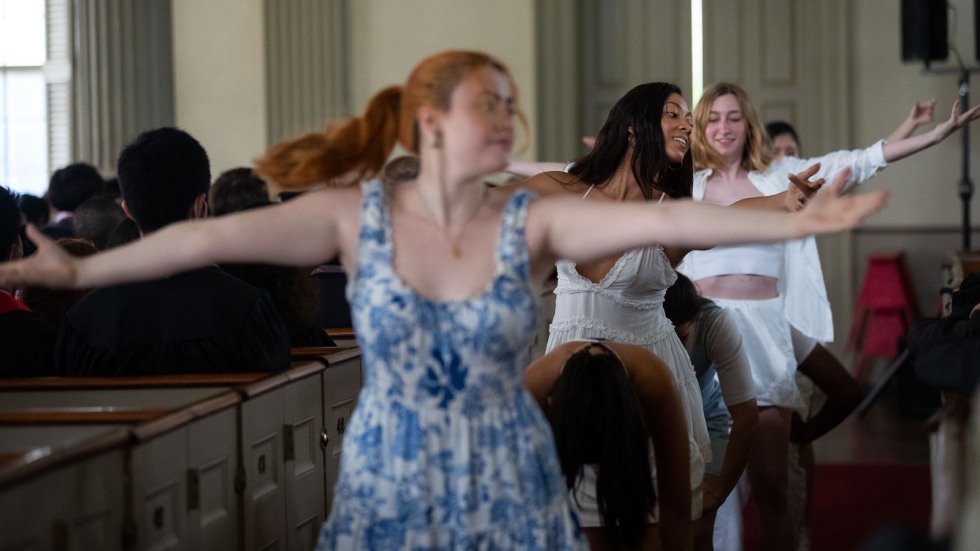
top-left (882, 98), bottom-right (980, 162)
top-left (664, 165), bottom-right (825, 266)
top-left (886, 98), bottom-right (936, 143)
top-left (700, 309), bottom-right (759, 511)
top-left (528, 168), bottom-right (888, 274)
top-left (0, 187), bottom-right (356, 290)
top-left (505, 161), bottom-right (570, 177)
top-left (792, 343), bottom-right (863, 444)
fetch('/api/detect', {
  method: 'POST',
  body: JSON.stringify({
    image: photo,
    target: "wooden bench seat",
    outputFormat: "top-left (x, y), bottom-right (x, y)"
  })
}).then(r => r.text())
top-left (0, 348), bottom-right (364, 551)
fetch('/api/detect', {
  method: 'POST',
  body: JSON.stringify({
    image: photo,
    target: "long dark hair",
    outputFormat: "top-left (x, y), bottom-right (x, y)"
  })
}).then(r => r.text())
top-left (547, 342), bottom-right (656, 548)
top-left (568, 82), bottom-right (692, 200)
top-left (664, 272), bottom-right (705, 326)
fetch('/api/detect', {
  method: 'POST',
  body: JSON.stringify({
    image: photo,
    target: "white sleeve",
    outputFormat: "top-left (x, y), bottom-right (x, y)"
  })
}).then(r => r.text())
top-left (782, 140), bottom-right (888, 190)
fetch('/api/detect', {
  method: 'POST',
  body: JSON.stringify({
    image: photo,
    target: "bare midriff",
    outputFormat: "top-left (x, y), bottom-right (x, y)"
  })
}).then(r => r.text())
top-left (694, 274), bottom-right (779, 300)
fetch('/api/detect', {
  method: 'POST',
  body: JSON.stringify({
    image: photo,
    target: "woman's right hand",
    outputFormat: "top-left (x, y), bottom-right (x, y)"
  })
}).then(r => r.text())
top-left (931, 98), bottom-right (980, 143)
top-left (785, 163), bottom-right (825, 212)
top-left (794, 168), bottom-right (889, 235)
top-left (0, 225), bottom-right (80, 289)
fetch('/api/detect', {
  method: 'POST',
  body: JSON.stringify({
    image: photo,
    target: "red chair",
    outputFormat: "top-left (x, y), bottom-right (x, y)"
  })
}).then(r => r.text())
top-left (845, 252), bottom-right (920, 381)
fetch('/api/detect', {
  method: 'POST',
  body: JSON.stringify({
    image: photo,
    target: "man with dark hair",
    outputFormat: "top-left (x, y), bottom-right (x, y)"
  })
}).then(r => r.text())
top-left (72, 196), bottom-right (127, 250)
top-left (209, 166), bottom-right (270, 216)
top-left (0, 186), bottom-right (58, 375)
top-left (44, 162), bottom-right (105, 238)
top-left (55, 127), bottom-right (291, 376)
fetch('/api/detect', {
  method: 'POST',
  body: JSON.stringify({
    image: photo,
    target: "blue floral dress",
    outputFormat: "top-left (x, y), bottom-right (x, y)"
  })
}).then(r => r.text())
top-left (315, 180), bottom-right (585, 550)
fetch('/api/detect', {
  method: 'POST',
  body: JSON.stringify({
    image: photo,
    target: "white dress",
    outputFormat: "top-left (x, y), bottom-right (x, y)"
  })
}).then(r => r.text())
top-left (547, 246), bottom-right (710, 520)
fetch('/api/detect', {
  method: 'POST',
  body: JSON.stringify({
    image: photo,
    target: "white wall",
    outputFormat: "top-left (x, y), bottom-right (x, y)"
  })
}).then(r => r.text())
top-left (171, 0), bottom-right (267, 177)
top-left (170, 0), bottom-right (537, 174)
top-left (346, 0), bottom-right (538, 159)
top-left (843, 0), bottom-right (980, 335)
top-left (851, 0), bottom-right (980, 229)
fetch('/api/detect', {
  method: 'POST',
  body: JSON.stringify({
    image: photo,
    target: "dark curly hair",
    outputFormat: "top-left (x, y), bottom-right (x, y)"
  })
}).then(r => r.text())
top-left (568, 82), bottom-right (692, 200)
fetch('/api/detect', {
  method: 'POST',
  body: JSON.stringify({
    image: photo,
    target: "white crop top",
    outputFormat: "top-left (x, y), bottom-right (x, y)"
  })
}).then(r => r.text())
top-left (682, 241), bottom-right (783, 280)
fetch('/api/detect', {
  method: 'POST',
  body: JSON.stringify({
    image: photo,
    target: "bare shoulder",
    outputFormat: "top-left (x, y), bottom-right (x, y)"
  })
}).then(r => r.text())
top-left (279, 185), bottom-right (364, 243)
top-left (610, 343), bottom-right (672, 379)
top-left (514, 171), bottom-right (590, 198)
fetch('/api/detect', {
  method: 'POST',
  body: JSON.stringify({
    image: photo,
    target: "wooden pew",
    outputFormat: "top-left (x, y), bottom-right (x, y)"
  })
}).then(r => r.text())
top-left (292, 347), bottom-right (363, 515)
top-left (0, 374), bottom-right (265, 550)
top-left (0, 422), bottom-right (131, 550)
top-left (324, 328), bottom-right (357, 347)
top-left (0, 395), bottom-right (243, 551)
top-left (0, 348), bottom-right (363, 551)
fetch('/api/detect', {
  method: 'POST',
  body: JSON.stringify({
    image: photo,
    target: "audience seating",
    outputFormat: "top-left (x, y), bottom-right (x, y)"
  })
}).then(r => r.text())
top-left (0, 347), bottom-right (362, 551)
top-left (0, 424), bottom-right (129, 550)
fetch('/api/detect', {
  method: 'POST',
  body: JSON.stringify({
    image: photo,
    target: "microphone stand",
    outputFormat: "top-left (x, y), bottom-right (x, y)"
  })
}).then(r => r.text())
top-left (957, 70), bottom-right (973, 252)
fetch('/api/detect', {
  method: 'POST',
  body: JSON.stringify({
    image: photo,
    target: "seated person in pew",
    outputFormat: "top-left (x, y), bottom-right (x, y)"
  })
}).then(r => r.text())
top-left (212, 198), bottom-right (336, 348)
top-left (0, 185), bottom-right (58, 376)
top-left (49, 128), bottom-right (291, 376)
top-left (71, 195), bottom-right (128, 251)
top-left (21, 237), bottom-right (98, 328)
top-left (208, 166), bottom-right (271, 216)
top-left (909, 272), bottom-right (980, 395)
top-left (525, 340), bottom-right (692, 551)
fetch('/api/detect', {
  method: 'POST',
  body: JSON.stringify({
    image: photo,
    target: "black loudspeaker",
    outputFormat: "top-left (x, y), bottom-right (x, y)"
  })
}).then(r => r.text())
top-left (901, 0), bottom-right (948, 63)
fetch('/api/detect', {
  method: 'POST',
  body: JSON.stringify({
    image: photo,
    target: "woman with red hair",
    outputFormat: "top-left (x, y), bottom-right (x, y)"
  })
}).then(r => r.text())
top-left (1, 51), bottom-right (888, 549)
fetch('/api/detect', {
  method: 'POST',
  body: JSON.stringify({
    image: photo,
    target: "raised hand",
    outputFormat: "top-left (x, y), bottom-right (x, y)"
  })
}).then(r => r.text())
top-left (909, 98), bottom-right (936, 126)
top-left (785, 163), bottom-right (825, 212)
top-left (933, 98), bottom-right (980, 142)
top-left (0, 225), bottom-right (79, 290)
top-left (794, 168), bottom-right (889, 235)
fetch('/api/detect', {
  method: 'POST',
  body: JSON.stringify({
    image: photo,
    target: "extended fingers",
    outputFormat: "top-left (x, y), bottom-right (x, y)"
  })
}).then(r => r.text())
top-left (24, 224), bottom-right (55, 248)
top-left (795, 162), bottom-right (821, 181)
top-left (912, 100), bottom-right (936, 125)
top-left (789, 174), bottom-right (825, 193)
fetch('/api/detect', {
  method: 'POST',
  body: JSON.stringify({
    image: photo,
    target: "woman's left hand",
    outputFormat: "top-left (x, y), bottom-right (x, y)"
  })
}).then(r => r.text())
top-left (0, 225), bottom-right (80, 290)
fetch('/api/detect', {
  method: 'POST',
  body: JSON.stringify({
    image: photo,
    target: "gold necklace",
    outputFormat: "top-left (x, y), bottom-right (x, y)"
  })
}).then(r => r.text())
top-left (416, 192), bottom-right (486, 259)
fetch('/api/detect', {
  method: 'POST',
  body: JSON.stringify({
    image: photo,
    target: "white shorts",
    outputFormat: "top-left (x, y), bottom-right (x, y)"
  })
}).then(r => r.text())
top-left (712, 296), bottom-right (805, 412)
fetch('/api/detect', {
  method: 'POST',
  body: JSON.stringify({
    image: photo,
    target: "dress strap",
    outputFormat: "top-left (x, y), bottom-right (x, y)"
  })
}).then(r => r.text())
top-left (352, 180), bottom-right (391, 284)
top-left (582, 184), bottom-right (596, 199)
top-left (498, 190), bottom-right (534, 285)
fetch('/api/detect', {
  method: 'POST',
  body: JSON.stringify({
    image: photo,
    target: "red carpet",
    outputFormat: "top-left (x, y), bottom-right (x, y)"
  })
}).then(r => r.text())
top-left (742, 463), bottom-right (931, 551)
